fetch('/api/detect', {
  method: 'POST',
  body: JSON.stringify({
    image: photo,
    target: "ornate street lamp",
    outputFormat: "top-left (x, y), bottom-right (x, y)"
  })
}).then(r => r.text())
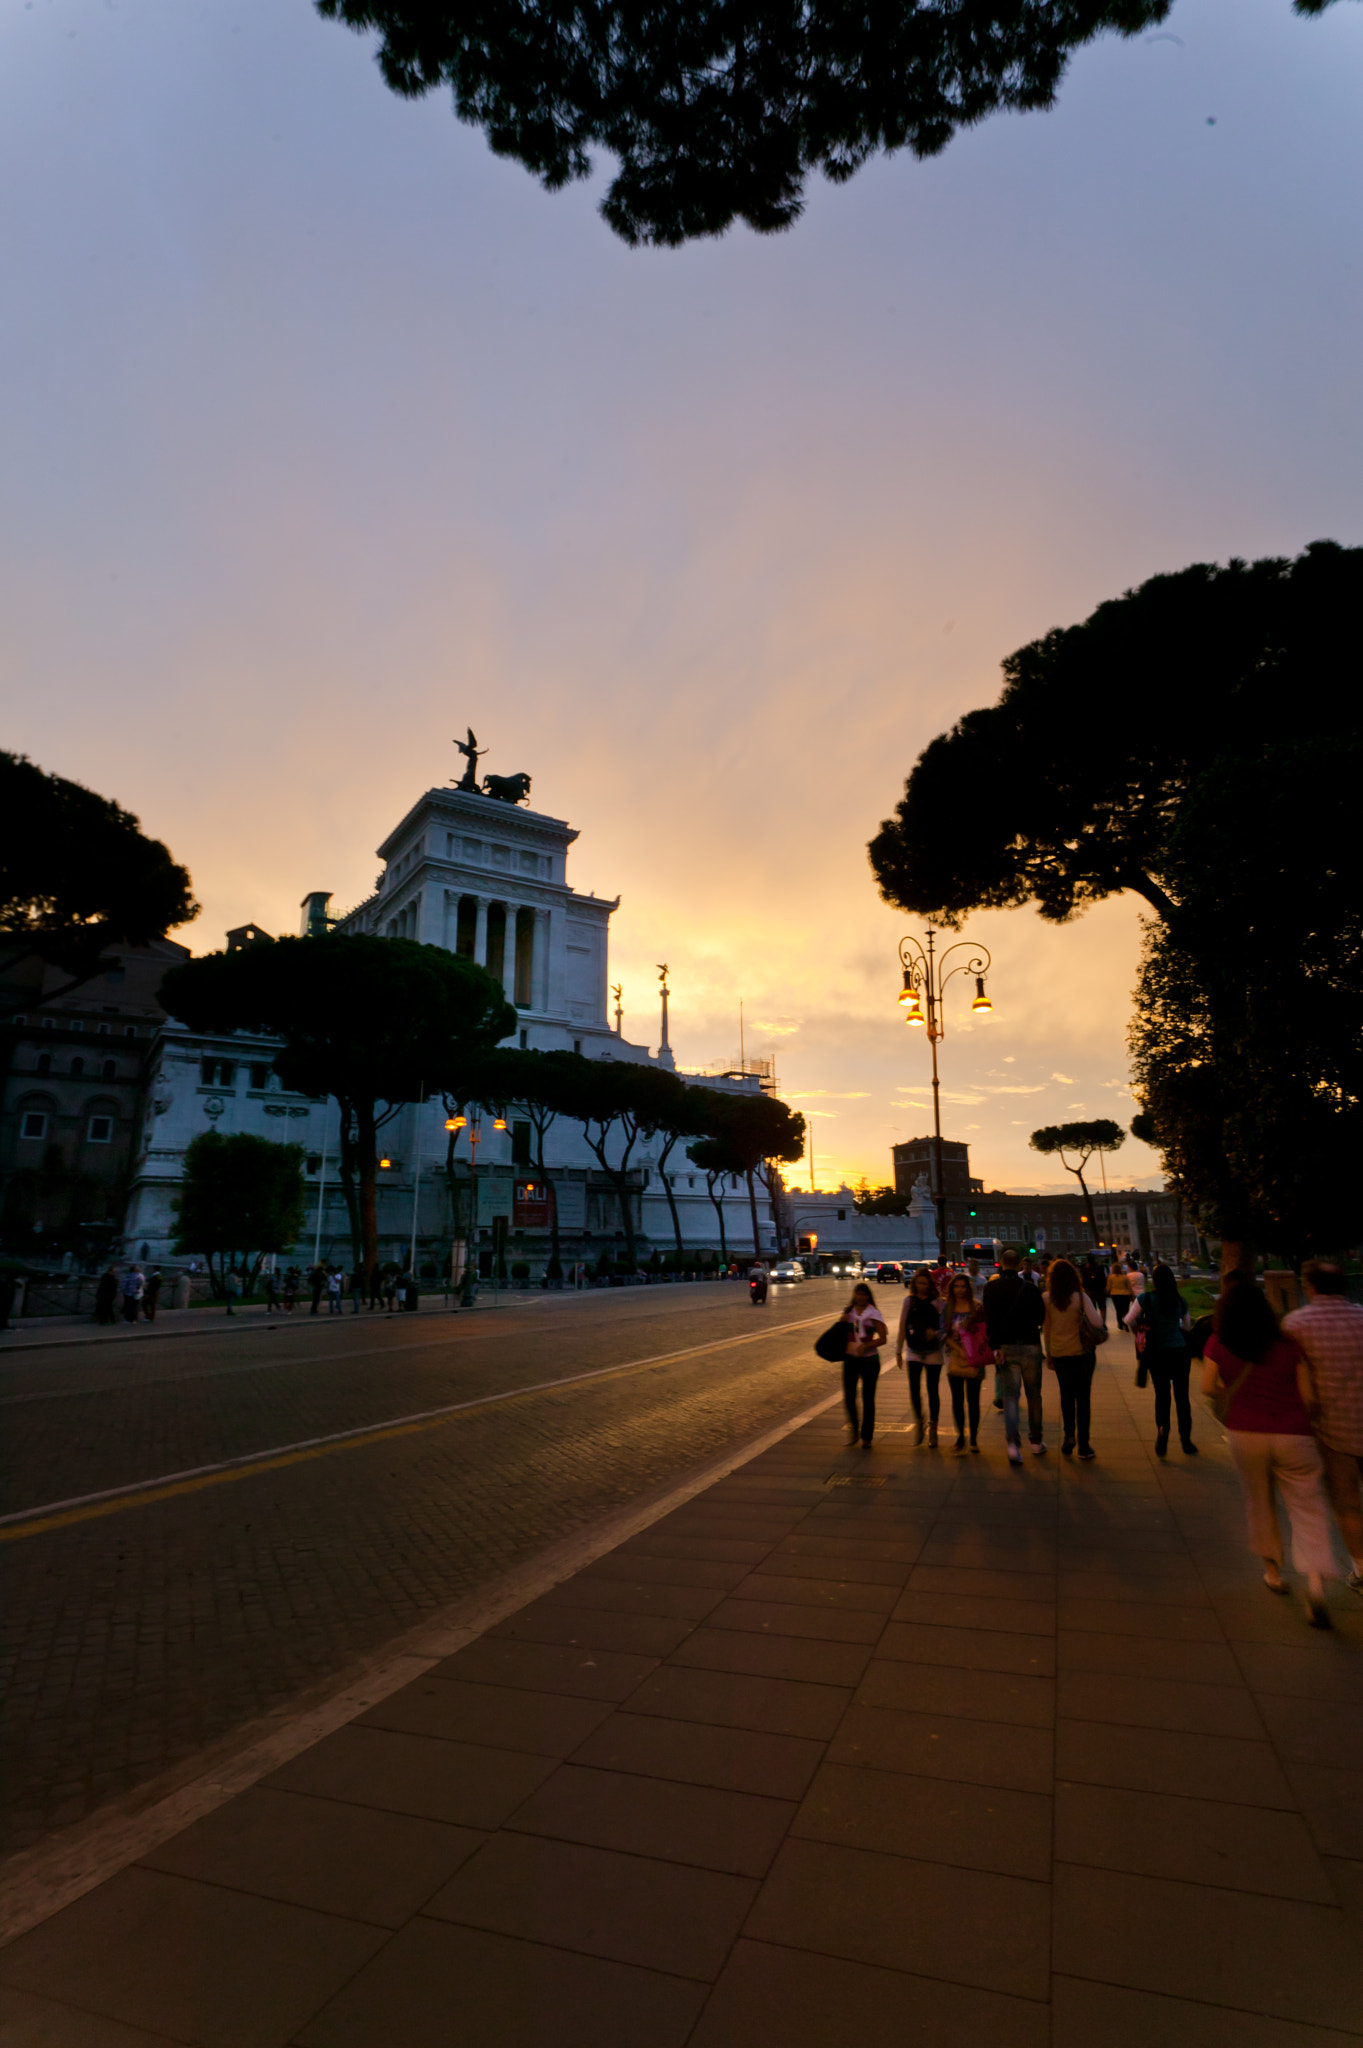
top-left (896, 928), bottom-right (993, 1265)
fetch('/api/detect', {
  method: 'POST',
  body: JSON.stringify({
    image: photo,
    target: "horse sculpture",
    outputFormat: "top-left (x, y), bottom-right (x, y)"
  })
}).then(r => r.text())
top-left (482, 771), bottom-right (532, 805)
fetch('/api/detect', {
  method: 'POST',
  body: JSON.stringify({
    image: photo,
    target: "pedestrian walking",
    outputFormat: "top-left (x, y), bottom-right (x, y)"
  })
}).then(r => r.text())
top-left (840, 1283), bottom-right (888, 1448)
top-left (1128, 1262), bottom-right (1196, 1457)
top-left (368, 1263), bottom-right (384, 1310)
top-left (896, 1269), bottom-right (943, 1448)
top-left (326, 1266), bottom-right (343, 1314)
top-left (943, 1274), bottom-right (990, 1454)
top-left (984, 1248), bottom-right (1047, 1462)
top-left (94, 1266), bottom-right (118, 1325)
top-left (383, 1266), bottom-right (399, 1313)
top-left (1106, 1256), bottom-right (1133, 1330)
top-left (350, 1263), bottom-right (365, 1314)
top-left (224, 1267), bottom-right (241, 1317)
top-left (120, 1266), bottom-right (145, 1323)
top-left (263, 1267), bottom-right (278, 1312)
top-left (282, 1267), bottom-right (298, 1313)
top-left (1043, 1257), bottom-right (1104, 1460)
top-left (143, 1268), bottom-right (163, 1323)
top-left (1204, 1278), bottom-right (1337, 1627)
top-left (928, 1256), bottom-right (951, 1298)
top-left (1284, 1261), bottom-right (1363, 1598)
top-left (309, 1263), bottom-right (326, 1315)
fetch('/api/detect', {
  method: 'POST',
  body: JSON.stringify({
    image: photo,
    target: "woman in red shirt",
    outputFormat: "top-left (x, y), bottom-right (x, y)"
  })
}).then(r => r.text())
top-left (1203, 1279), bottom-right (1336, 1627)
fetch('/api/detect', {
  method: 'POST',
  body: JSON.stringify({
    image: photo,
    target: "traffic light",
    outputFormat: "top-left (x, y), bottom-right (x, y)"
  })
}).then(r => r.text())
top-left (968, 1207), bottom-right (977, 1219)
top-left (1027, 1244), bottom-right (1037, 1256)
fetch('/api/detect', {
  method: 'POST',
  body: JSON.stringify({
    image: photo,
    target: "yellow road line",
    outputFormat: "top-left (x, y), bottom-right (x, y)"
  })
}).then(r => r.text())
top-left (1, 1311), bottom-right (831, 1545)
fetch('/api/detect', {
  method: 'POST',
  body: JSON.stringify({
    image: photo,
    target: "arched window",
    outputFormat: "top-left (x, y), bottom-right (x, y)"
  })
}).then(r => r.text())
top-left (36, 1053), bottom-right (51, 1076)
top-left (71, 1057), bottom-right (85, 1077)
top-left (102, 1060), bottom-right (116, 1080)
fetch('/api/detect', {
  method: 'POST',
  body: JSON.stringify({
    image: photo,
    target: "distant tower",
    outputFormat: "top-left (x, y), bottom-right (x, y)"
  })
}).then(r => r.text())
top-left (657, 964), bottom-right (675, 1072)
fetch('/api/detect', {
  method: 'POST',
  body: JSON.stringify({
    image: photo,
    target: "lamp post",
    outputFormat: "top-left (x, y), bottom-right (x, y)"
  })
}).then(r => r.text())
top-left (897, 928), bottom-right (993, 1265)
top-left (445, 1111), bottom-right (480, 1303)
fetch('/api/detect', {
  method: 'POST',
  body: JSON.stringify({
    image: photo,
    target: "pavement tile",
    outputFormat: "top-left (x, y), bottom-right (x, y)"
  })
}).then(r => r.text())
top-left (891, 1591), bottom-right (1055, 1637)
top-left (423, 1831), bottom-right (757, 1979)
top-left (1255, 1693), bottom-right (1363, 1771)
top-left (570, 1708), bottom-right (823, 1800)
top-left (830, 1703), bottom-right (1052, 1794)
top-left (538, 1576), bottom-right (726, 1620)
top-left (264, 1725), bottom-right (557, 1831)
top-left (358, 1676), bottom-right (613, 1755)
top-left (1055, 1546), bottom-right (1195, 1575)
top-left (1056, 1668), bottom-right (1264, 1738)
top-left (1209, 1592), bottom-right (1342, 1646)
top-left (0, 1866), bottom-right (385, 2048)
top-left (490, 1601), bottom-right (696, 1658)
top-left (1058, 1570), bottom-right (1211, 1606)
top-left (138, 1785), bottom-right (483, 1926)
top-left (745, 1837), bottom-right (1050, 2000)
top-left (775, 1532), bottom-right (923, 1564)
top-left (620, 1533), bottom-right (774, 1565)
top-left (1051, 1863), bottom-right (1363, 2030)
top-left (429, 1634), bottom-right (658, 1701)
top-left (1326, 1856), bottom-right (1363, 1947)
top-left (1286, 1763), bottom-right (1363, 1858)
top-left (621, 1661), bottom-right (851, 1739)
top-left (1054, 1781), bottom-right (1336, 1901)
top-left (876, 1620), bottom-right (1055, 1677)
top-left (908, 1563), bottom-right (1055, 1602)
top-left (293, 1917), bottom-right (703, 2048)
top-left (1058, 1596), bottom-right (1224, 1641)
top-left (505, 1762), bottom-right (794, 1876)
top-left (666, 1626), bottom-right (873, 1687)
top-left (856, 1657), bottom-right (1054, 1728)
top-left (1053, 1975), bottom-right (1363, 2048)
top-left (688, 1939), bottom-right (1048, 2048)
top-left (579, 1553), bottom-right (751, 1590)
top-left (1057, 1631), bottom-right (1242, 1686)
top-left (0, 1989), bottom-right (185, 2047)
top-left (705, 1596), bottom-right (886, 1643)
top-left (1234, 1642), bottom-right (1363, 1703)
top-left (1056, 1718), bottom-right (1297, 1808)
top-left (794, 1760), bottom-right (1051, 1881)
top-left (726, 1572), bottom-right (900, 1614)
top-left (752, 1551), bottom-right (911, 1587)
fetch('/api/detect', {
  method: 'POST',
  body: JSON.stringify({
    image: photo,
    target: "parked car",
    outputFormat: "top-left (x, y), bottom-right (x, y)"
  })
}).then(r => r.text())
top-left (770, 1260), bottom-right (806, 1283)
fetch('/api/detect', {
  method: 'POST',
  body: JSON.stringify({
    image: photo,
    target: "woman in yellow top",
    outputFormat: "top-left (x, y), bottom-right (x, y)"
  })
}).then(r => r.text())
top-left (1105, 1258), bottom-right (1133, 1331)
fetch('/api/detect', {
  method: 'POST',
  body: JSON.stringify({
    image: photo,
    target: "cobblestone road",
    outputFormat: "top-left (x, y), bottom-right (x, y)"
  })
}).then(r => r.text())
top-left (0, 1284), bottom-right (842, 1857)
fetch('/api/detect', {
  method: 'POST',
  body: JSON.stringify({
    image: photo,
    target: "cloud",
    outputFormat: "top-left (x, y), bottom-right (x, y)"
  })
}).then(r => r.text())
top-left (754, 1020), bottom-right (800, 1035)
top-left (1003, 1057), bottom-right (1016, 1065)
top-left (980, 1084), bottom-right (1046, 1095)
top-left (1051, 1072), bottom-right (1075, 1084)
top-left (787, 1090), bottom-right (870, 1099)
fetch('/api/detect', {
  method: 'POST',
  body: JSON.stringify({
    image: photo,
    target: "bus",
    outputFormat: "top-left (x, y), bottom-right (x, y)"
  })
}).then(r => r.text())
top-left (960, 1238), bottom-right (1004, 1271)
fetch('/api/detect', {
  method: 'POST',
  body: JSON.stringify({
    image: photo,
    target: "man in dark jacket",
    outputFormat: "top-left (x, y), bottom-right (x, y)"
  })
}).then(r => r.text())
top-left (984, 1249), bottom-right (1047, 1462)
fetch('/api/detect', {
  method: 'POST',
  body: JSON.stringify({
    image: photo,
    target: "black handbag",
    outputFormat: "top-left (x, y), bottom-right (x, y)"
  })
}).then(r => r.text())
top-left (814, 1321), bottom-right (851, 1363)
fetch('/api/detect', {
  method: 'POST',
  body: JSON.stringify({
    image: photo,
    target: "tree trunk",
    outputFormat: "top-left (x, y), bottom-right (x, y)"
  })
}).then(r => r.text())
top-left (745, 1170), bottom-right (762, 1256)
top-left (657, 1134), bottom-right (686, 1255)
top-left (533, 1129), bottom-right (562, 1267)
top-left (706, 1178), bottom-right (728, 1263)
top-left (337, 1105), bottom-right (362, 1268)
top-left (1074, 1168), bottom-right (1101, 1248)
top-left (602, 1169), bottom-right (638, 1268)
top-left (355, 1100), bottom-right (379, 1276)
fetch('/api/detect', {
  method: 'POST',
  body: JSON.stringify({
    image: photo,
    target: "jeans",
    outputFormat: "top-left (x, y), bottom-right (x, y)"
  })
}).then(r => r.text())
top-left (948, 1371), bottom-right (982, 1442)
top-left (843, 1354), bottom-right (881, 1442)
top-left (328, 1294), bottom-right (342, 1314)
top-left (906, 1354), bottom-right (942, 1425)
top-left (1147, 1345), bottom-right (1192, 1440)
top-left (995, 1344), bottom-right (1044, 1445)
top-left (1051, 1356), bottom-right (1095, 1448)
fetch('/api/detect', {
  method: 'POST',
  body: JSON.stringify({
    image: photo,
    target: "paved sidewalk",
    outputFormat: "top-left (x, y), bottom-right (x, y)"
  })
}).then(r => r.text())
top-left (2, 1338), bottom-right (1361, 2045)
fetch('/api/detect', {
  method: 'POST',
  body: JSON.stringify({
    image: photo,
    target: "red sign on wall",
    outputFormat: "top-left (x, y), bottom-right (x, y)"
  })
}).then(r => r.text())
top-left (513, 1180), bottom-right (552, 1227)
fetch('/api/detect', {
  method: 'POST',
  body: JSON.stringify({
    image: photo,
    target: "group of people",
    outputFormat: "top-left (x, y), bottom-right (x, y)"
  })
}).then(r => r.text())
top-left (259, 1262), bottom-right (416, 1314)
top-left (835, 1252), bottom-right (1363, 1628)
top-left (94, 1264), bottom-right (162, 1324)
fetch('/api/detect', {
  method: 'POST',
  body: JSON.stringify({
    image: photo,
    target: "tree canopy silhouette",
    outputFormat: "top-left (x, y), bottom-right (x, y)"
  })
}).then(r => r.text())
top-left (316, 1), bottom-right (1347, 247)
top-left (1030, 1119), bottom-right (1124, 1248)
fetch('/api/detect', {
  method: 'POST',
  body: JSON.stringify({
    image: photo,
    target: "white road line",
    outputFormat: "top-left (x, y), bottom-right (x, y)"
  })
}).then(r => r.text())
top-left (0, 1312), bottom-right (830, 1528)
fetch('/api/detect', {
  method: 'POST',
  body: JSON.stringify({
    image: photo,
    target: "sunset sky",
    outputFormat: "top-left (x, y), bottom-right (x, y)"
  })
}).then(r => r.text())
top-left (4, 0), bottom-right (1360, 1196)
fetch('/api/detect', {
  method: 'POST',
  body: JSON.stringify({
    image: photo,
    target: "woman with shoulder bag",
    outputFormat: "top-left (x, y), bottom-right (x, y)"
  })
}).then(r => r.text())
top-left (1044, 1258), bottom-right (1105, 1460)
top-left (1203, 1279), bottom-right (1336, 1627)
top-left (841, 1283), bottom-right (889, 1449)
top-left (897, 1269), bottom-right (944, 1449)
top-left (943, 1274), bottom-right (990, 1454)
top-left (1127, 1261), bottom-right (1196, 1458)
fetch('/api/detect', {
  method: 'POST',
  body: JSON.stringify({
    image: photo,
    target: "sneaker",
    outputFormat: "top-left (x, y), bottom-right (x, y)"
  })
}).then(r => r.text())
top-left (1078, 1445), bottom-right (1096, 1461)
top-left (1007, 1443), bottom-right (1023, 1464)
top-left (953, 1434), bottom-right (967, 1454)
top-left (1180, 1438), bottom-right (1199, 1455)
top-left (1061, 1437), bottom-right (1075, 1457)
top-left (969, 1440), bottom-right (980, 1453)
top-left (1030, 1439), bottom-right (1047, 1456)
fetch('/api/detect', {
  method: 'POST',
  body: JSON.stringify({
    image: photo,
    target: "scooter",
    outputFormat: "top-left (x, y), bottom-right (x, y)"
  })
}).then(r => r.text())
top-left (749, 1274), bottom-right (768, 1305)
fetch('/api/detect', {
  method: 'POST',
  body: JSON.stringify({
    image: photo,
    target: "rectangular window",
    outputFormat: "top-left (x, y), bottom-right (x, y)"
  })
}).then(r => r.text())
top-left (69, 1019), bottom-right (82, 1032)
top-left (125, 1025), bottom-right (138, 1037)
top-left (200, 1058), bottom-right (235, 1087)
top-left (87, 1116), bottom-right (114, 1143)
top-left (97, 1022), bottom-right (110, 1035)
top-left (511, 1121), bottom-right (531, 1167)
top-left (20, 1111), bottom-right (48, 1141)
top-left (249, 1064), bottom-right (272, 1089)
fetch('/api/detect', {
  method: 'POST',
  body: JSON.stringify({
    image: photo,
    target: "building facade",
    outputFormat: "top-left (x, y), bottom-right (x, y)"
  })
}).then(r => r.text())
top-left (121, 781), bottom-right (781, 1268)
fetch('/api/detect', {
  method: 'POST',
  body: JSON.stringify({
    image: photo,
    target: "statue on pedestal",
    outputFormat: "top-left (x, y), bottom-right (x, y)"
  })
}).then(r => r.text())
top-left (452, 729), bottom-right (485, 792)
